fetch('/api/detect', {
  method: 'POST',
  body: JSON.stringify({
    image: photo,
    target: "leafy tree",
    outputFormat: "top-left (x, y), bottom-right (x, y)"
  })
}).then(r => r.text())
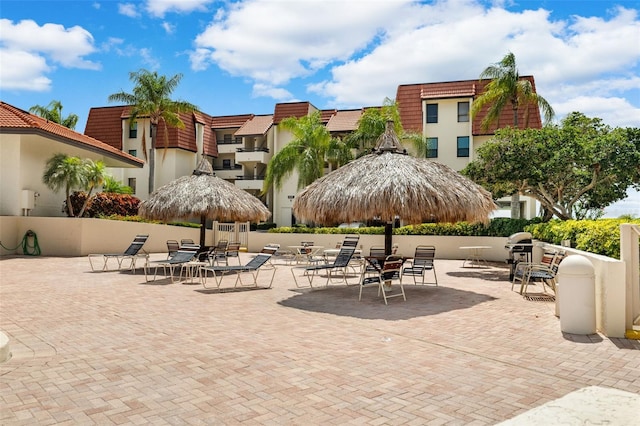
top-left (471, 52), bottom-right (555, 218)
top-left (102, 175), bottom-right (134, 194)
top-left (42, 153), bottom-right (86, 217)
top-left (264, 111), bottom-right (352, 191)
top-left (29, 100), bottom-right (79, 129)
top-left (108, 69), bottom-right (198, 193)
top-left (345, 98), bottom-right (423, 156)
top-left (462, 112), bottom-right (640, 220)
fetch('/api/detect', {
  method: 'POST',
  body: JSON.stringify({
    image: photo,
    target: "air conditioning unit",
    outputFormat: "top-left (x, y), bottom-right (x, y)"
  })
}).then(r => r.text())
top-left (21, 190), bottom-right (35, 211)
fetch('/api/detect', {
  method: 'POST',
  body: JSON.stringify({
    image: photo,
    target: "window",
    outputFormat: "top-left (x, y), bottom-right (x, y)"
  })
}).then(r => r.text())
top-left (458, 102), bottom-right (469, 122)
top-left (235, 136), bottom-right (243, 144)
top-left (222, 159), bottom-right (231, 169)
top-left (128, 178), bottom-right (137, 194)
top-left (426, 104), bottom-right (438, 123)
top-left (129, 122), bottom-right (137, 138)
top-left (457, 136), bottom-right (470, 157)
top-left (128, 149), bottom-right (137, 157)
top-left (426, 137), bottom-right (438, 158)
top-left (223, 134), bottom-right (232, 144)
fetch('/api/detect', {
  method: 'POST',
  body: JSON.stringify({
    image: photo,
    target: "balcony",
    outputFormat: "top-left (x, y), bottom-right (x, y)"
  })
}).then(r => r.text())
top-left (212, 164), bottom-right (241, 180)
top-left (217, 140), bottom-right (243, 154)
top-left (235, 147), bottom-right (272, 164)
top-left (235, 175), bottom-right (265, 191)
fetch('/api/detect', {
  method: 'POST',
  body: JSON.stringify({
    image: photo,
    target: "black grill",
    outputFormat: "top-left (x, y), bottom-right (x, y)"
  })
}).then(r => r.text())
top-left (505, 232), bottom-right (533, 280)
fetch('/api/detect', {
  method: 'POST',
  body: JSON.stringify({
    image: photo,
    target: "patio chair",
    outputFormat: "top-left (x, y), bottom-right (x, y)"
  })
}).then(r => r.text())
top-left (200, 253), bottom-right (276, 289)
top-left (166, 240), bottom-right (179, 259)
top-left (180, 238), bottom-right (195, 246)
top-left (88, 234), bottom-right (149, 273)
top-left (401, 245), bottom-right (437, 286)
top-left (341, 235), bottom-right (360, 248)
top-left (207, 240), bottom-right (229, 265)
top-left (359, 255), bottom-right (406, 305)
top-left (520, 251), bottom-right (567, 296)
top-left (144, 247), bottom-right (199, 283)
top-left (511, 249), bottom-right (557, 293)
top-left (223, 241), bottom-right (242, 266)
top-left (291, 247), bottom-right (356, 288)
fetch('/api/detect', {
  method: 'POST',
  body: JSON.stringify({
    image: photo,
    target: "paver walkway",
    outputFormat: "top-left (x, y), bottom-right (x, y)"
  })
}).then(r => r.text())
top-left (1, 253), bottom-right (638, 425)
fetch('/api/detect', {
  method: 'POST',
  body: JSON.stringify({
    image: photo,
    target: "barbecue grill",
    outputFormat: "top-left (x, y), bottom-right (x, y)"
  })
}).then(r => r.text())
top-left (505, 232), bottom-right (533, 280)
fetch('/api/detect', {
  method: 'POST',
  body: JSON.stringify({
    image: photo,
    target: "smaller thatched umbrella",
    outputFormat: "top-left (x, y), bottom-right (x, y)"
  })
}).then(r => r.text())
top-left (293, 121), bottom-right (497, 254)
top-left (139, 158), bottom-right (271, 248)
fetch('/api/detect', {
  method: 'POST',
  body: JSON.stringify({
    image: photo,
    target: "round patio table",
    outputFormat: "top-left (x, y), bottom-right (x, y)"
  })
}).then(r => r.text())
top-left (459, 246), bottom-right (492, 268)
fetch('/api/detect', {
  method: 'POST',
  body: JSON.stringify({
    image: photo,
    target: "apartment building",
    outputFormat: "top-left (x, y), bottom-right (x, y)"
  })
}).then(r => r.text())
top-left (84, 77), bottom-right (543, 226)
top-left (396, 77), bottom-right (543, 218)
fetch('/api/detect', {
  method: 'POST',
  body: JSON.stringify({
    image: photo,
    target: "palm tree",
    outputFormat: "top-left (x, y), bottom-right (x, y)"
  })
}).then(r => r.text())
top-left (472, 52), bottom-right (555, 130)
top-left (471, 52), bottom-right (555, 218)
top-left (102, 175), bottom-right (133, 194)
top-left (42, 153), bottom-right (86, 217)
top-left (29, 100), bottom-right (79, 129)
top-left (345, 98), bottom-right (424, 157)
top-left (264, 111), bottom-right (352, 191)
top-left (77, 159), bottom-right (106, 217)
top-left (108, 69), bottom-right (198, 194)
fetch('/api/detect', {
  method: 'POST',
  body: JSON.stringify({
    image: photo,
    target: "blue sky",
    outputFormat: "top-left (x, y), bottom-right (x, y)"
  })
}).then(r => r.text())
top-left (1, 0), bottom-right (639, 216)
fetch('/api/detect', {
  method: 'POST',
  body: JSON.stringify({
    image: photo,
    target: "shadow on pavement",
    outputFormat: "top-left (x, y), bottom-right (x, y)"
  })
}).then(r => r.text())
top-left (278, 285), bottom-right (496, 320)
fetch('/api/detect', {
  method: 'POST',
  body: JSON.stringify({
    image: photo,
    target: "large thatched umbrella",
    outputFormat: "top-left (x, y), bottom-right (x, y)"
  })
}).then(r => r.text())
top-left (139, 158), bottom-right (270, 248)
top-left (293, 121), bottom-right (497, 255)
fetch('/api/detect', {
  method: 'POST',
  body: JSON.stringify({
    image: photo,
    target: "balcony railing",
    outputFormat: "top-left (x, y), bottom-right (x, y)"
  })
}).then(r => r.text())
top-left (236, 147), bottom-right (269, 153)
top-left (212, 164), bottom-right (242, 171)
top-left (235, 175), bottom-right (266, 180)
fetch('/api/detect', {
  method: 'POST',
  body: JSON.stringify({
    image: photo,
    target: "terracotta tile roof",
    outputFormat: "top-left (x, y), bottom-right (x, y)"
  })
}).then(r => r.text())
top-left (235, 115), bottom-right (273, 136)
top-left (211, 114), bottom-right (254, 129)
top-left (320, 109), bottom-right (336, 124)
top-left (396, 76), bottom-right (542, 135)
top-left (86, 106), bottom-right (218, 157)
top-left (326, 109), bottom-right (363, 132)
top-left (273, 102), bottom-right (315, 124)
top-left (1, 101), bottom-right (142, 167)
top-left (85, 106), bottom-right (127, 150)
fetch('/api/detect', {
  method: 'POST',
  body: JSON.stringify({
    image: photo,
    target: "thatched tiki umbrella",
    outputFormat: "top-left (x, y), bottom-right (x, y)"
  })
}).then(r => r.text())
top-left (293, 121), bottom-right (497, 255)
top-left (139, 158), bottom-right (270, 248)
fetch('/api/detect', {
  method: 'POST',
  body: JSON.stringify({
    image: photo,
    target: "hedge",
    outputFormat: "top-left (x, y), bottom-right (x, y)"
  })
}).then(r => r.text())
top-left (525, 218), bottom-right (640, 259)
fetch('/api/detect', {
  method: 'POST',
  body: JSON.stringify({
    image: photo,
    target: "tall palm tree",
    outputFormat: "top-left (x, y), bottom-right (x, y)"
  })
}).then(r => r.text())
top-left (42, 153), bottom-right (86, 217)
top-left (29, 100), bottom-right (79, 129)
top-left (108, 69), bottom-right (198, 194)
top-left (264, 111), bottom-right (352, 191)
top-left (472, 52), bottom-right (555, 131)
top-left (471, 52), bottom-right (555, 218)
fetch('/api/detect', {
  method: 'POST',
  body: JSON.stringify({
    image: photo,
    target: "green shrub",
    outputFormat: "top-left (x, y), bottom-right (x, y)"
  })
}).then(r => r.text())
top-left (526, 219), bottom-right (640, 258)
top-left (269, 218), bottom-right (539, 237)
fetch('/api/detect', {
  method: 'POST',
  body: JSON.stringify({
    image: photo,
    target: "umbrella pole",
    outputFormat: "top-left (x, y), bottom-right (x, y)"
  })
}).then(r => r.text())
top-left (199, 215), bottom-right (207, 249)
top-left (385, 222), bottom-right (393, 256)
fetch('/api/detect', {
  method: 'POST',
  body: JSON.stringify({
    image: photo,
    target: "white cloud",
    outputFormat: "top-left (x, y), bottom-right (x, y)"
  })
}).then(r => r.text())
top-left (190, 0), bottom-right (640, 123)
top-left (0, 48), bottom-right (51, 91)
top-left (140, 47), bottom-right (161, 70)
top-left (145, 0), bottom-right (212, 18)
top-left (161, 21), bottom-right (175, 34)
top-left (252, 84), bottom-right (295, 102)
top-left (118, 3), bottom-right (139, 18)
top-left (192, 0), bottom-right (415, 85)
top-left (0, 18), bottom-right (99, 91)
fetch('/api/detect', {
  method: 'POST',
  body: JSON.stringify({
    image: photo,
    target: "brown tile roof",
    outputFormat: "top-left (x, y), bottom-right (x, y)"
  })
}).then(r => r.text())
top-left (85, 106), bottom-right (218, 157)
top-left (326, 109), bottom-right (363, 132)
top-left (273, 102), bottom-right (315, 124)
top-left (235, 115), bottom-right (273, 137)
top-left (211, 114), bottom-right (254, 129)
top-left (396, 76), bottom-right (542, 136)
top-left (320, 109), bottom-right (336, 124)
top-left (85, 106), bottom-right (127, 150)
top-left (1, 101), bottom-right (142, 167)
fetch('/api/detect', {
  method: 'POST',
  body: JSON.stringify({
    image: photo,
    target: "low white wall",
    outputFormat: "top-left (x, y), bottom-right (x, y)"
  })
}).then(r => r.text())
top-left (537, 243), bottom-right (626, 338)
top-left (0, 216), bottom-right (204, 256)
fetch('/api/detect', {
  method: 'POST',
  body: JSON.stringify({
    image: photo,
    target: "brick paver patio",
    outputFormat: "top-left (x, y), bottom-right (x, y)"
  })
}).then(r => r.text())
top-left (1, 253), bottom-right (639, 425)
